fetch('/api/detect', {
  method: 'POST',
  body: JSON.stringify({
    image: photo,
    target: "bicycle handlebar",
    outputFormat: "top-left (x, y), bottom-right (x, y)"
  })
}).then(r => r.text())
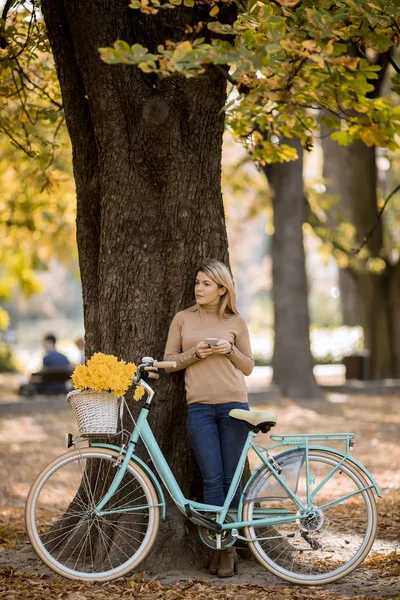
top-left (147, 372), bottom-right (160, 380)
top-left (153, 360), bottom-right (176, 369)
top-left (133, 358), bottom-right (176, 386)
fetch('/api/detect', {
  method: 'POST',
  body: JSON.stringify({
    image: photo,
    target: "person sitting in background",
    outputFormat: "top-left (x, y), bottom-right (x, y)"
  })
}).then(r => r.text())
top-left (74, 337), bottom-right (85, 365)
top-left (42, 334), bottom-right (70, 369)
top-left (18, 334), bottom-right (72, 397)
top-left (35, 334), bottom-right (71, 394)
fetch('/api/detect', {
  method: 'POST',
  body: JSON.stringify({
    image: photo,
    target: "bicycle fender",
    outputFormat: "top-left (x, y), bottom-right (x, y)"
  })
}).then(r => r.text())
top-left (91, 443), bottom-right (167, 518)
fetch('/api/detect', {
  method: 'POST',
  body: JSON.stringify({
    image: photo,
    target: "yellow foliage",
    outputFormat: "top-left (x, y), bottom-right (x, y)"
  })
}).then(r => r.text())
top-left (134, 385), bottom-right (146, 401)
top-left (358, 124), bottom-right (389, 147)
top-left (302, 40), bottom-right (317, 52)
top-left (328, 56), bottom-right (360, 70)
top-left (173, 41), bottom-right (193, 60)
top-left (209, 4), bottom-right (219, 16)
top-left (333, 249), bottom-right (349, 268)
top-left (276, 0), bottom-right (301, 6)
top-left (366, 257), bottom-right (387, 274)
top-left (71, 353), bottom-right (137, 398)
top-left (0, 308), bottom-right (9, 331)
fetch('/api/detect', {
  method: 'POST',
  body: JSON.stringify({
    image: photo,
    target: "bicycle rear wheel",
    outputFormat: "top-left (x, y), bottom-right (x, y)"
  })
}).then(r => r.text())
top-left (25, 448), bottom-right (160, 581)
top-left (242, 449), bottom-right (377, 585)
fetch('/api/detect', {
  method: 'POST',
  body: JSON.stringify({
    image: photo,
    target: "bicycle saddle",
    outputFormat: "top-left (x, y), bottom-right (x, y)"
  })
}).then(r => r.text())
top-left (229, 409), bottom-right (277, 433)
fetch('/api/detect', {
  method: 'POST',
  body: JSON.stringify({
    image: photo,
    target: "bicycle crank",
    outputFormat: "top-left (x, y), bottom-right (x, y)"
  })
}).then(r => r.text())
top-left (198, 513), bottom-right (235, 549)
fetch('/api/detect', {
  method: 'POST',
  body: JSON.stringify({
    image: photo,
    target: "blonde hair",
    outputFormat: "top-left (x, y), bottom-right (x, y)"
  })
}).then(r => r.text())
top-left (189, 259), bottom-right (239, 319)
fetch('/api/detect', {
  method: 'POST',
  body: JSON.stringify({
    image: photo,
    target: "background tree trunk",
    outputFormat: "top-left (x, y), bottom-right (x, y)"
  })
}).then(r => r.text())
top-left (319, 51), bottom-right (400, 379)
top-left (320, 125), bottom-right (362, 327)
top-left (41, 0), bottom-right (236, 570)
top-left (321, 131), bottom-right (400, 378)
top-left (263, 139), bottom-right (322, 400)
top-left (347, 141), bottom-right (394, 378)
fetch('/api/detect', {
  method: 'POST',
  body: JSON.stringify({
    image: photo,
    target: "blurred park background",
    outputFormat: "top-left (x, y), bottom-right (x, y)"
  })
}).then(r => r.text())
top-left (1, 3), bottom-right (400, 597)
top-left (0, 1), bottom-right (400, 404)
top-left (0, 0), bottom-right (400, 400)
top-left (0, 124), bottom-right (398, 391)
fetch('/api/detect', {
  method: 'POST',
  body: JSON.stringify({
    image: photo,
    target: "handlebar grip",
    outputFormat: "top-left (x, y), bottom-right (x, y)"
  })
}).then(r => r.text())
top-left (148, 372), bottom-right (160, 380)
top-left (153, 360), bottom-right (177, 369)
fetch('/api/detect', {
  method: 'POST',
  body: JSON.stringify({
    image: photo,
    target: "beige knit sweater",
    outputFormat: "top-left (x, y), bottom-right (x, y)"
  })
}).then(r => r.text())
top-left (163, 304), bottom-right (254, 405)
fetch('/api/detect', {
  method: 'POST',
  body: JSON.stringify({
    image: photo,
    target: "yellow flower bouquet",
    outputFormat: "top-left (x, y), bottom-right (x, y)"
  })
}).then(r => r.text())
top-left (68, 353), bottom-right (145, 436)
top-left (71, 353), bottom-right (139, 398)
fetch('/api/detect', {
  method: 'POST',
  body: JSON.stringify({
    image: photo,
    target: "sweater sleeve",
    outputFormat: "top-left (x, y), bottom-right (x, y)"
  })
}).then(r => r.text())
top-left (163, 312), bottom-right (200, 373)
top-left (227, 318), bottom-right (254, 376)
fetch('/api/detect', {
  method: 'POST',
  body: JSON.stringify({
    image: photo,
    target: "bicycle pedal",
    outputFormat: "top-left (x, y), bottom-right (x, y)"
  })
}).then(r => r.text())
top-left (184, 504), bottom-right (222, 531)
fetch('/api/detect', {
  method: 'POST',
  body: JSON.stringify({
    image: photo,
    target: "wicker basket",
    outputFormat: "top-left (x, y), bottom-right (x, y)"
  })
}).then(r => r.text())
top-left (67, 389), bottom-right (120, 436)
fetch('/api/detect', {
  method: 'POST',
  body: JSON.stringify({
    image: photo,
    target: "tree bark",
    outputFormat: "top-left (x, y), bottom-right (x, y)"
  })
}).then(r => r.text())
top-left (41, 0), bottom-right (235, 569)
top-left (263, 139), bottom-right (322, 400)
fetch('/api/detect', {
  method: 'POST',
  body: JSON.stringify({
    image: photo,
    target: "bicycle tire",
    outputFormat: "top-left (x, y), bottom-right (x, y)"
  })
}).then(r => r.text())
top-left (242, 449), bottom-right (377, 585)
top-left (25, 447), bottom-right (160, 581)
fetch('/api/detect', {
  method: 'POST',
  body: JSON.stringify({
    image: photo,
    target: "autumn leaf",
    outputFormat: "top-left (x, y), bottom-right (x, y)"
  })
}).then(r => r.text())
top-left (358, 124), bottom-right (389, 147)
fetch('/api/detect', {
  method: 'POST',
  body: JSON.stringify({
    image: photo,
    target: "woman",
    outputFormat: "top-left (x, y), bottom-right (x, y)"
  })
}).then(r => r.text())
top-left (164, 259), bottom-right (254, 578)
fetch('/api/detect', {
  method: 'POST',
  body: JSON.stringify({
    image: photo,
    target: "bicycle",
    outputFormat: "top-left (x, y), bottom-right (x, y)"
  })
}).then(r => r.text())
top-left (25, 356), bottom-right (380, 585)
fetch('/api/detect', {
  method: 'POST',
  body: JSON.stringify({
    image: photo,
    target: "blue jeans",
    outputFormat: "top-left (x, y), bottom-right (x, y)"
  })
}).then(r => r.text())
top-left (187, 402), bottom-right (249, 509)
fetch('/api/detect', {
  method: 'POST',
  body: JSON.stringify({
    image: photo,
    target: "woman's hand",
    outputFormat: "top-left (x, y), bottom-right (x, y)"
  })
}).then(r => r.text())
top-left (213, 339), bottom-right (232, 355)
top-left (195, 341), bottom-right (215, 359)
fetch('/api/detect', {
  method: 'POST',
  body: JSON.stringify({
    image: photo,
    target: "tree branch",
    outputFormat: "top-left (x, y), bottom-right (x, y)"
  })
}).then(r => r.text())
top-left (353, 184), bottom-right (400, 255)
top-left (388, 54), bottom-right (400, 75)
top-left (0, 0), bottom-right (13, 48)
top-left (0, 126), bottom-right (36, 157)
top-left (0, 1), bottom-right (36, 60)
top-left (214, 64), bottom-right (237, 85)
top-left (15, 58), bottom-right (63, 110)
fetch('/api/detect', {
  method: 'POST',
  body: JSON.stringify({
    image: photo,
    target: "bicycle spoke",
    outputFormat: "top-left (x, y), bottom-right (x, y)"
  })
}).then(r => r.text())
top-left (72, 520), bottom-right (94, 571)
top-left (28, 449), bottom-right (160, 580)
top-left (97, 516), bottom-right (145, 547)
top-left (244, 450), bottom-right (376, 584)
top-left (53, 518), bottom-right (89, 561)
top-left (53, 471), bottom-right (89, 512)
top-left (105, 487), bottom-right (146, 511)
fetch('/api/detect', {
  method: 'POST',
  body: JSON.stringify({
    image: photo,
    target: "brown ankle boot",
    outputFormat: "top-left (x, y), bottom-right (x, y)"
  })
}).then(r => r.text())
top-left (217, 548), bottom-right (237, 578)
top-left (208, 550), bottom-right (220, 575)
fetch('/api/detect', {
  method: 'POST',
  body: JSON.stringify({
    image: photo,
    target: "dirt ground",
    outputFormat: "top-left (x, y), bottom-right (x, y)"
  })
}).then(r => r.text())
top-left (0, 392), bottom-right (399, 599)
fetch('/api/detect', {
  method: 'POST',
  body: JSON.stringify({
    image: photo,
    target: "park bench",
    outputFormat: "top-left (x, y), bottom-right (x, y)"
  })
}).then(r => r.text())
top-left (343, 351), bottom-right (371, 381)
top-left (19, 366), bottom-right (74, 396)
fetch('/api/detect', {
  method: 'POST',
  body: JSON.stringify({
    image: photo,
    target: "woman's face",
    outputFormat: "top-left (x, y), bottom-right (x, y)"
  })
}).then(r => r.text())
top-left (195, 271), bottom-right (225, 306)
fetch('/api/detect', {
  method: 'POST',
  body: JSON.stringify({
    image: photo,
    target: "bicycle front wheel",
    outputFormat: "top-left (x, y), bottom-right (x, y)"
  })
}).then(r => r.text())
top-left (242, 449), bottom-right (377, 585)
top-left (25, 448), bottom-right (160, 581)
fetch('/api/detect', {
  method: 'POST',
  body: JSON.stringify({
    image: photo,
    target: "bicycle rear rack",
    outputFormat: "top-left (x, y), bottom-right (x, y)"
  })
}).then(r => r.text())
top-left (270, 432), bottom-right (355, 451)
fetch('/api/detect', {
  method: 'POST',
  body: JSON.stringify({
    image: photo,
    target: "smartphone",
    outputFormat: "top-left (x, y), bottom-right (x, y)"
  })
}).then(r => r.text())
top-left (205, 338), bottom-right (219, 346)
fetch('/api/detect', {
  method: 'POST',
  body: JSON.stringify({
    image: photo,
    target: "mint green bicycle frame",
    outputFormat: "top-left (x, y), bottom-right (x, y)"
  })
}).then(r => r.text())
top-left (90, 402), bottom-right (381, 534)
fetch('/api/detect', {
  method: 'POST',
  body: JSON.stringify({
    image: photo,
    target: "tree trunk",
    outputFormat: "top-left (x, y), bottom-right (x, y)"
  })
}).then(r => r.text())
top-left (263, 139), bottom-right (322, 400)
top-left (321, 130), bottom-right (400, 378)
top-left (338, 269), bottom-right (361, 327)
top-left (320, 126), bottom-right (361, 326)
top-left (41, 0), bottom-right (235, 570)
